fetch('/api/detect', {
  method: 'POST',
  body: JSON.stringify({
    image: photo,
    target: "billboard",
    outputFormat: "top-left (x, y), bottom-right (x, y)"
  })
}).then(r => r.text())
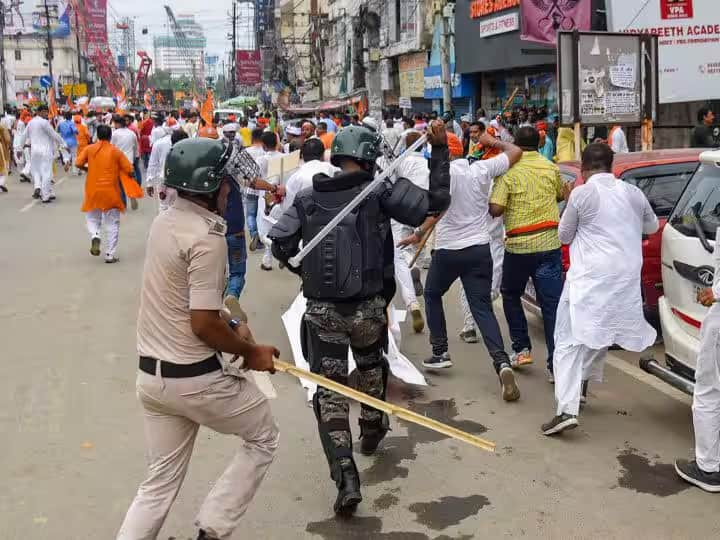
top-left (236, 50), bottom-right (262, 85)
top-left (84, 0), bottom-right (109, 57)
top-left (607, 0), bottom-right (720, 103)
top-left (3, 0), bottom-right (71, 38)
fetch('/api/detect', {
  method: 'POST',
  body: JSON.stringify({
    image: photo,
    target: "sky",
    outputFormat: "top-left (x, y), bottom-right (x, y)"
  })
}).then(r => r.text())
top-left (107, 0), bottom-right (256, 61)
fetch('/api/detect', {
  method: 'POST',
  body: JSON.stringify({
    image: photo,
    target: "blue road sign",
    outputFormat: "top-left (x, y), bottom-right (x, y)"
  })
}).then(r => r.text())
top-left (40, 75), bottom-right (53, 89)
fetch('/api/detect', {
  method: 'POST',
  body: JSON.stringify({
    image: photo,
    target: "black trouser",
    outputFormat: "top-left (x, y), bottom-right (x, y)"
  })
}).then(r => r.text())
top-left (424, 244), bottom-right (510, 373)
top-left (302, 297), bottom-right (389, 482)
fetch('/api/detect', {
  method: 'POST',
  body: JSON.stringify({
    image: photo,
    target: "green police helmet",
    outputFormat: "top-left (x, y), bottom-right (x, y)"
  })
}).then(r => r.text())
top-left (330, 125), bottom-right (381, 167)
top-left (164, 138), bottom-right (231, 194)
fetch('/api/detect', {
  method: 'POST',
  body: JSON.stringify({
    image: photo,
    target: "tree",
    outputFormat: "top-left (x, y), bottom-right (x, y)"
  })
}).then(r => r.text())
top-left (149, 69), bottom-right (173, 90)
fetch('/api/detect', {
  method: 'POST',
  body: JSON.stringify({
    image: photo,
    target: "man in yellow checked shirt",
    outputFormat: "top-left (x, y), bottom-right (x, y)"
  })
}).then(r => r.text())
top-left (489, 126), bottom-right (570, 383)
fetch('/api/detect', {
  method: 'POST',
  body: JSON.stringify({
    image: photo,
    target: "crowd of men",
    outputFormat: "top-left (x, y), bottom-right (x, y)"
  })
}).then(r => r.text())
top-left (2, 97), bottom-right (719, 538)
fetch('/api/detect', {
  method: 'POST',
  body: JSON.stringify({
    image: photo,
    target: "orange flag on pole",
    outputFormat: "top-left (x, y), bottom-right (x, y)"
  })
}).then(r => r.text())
top-left (201, 90), bottom-right (214, 125)
top-left (48, 88), bottom-right (59, 119)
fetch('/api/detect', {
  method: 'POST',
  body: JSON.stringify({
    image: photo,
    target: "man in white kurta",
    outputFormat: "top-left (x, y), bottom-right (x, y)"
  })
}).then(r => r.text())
top-left (145, 128), bottom-right (174, 212)
top-left (26, 106), bottom-right (66, 202)
top-left (280, 138), bottom-right (338, 212)
top-left (676, 232), bottom-right (720, 492)
top-left (391, 131), bottom-right (430, 334)
top-left (542, 143), bottom-right (658, 436)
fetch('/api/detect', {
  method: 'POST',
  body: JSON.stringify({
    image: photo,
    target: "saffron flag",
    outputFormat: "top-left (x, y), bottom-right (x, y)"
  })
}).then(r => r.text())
top-left (200, 90), bottom-right (214, 125)
top-left (48, 88), bottom-right (59, 119)
top-left (520, 0), bottom-right (591, 45)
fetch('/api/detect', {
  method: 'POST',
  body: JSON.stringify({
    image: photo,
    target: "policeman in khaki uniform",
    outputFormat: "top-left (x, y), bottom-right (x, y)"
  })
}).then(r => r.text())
top-left (117, 139), bottom-right (280, 540)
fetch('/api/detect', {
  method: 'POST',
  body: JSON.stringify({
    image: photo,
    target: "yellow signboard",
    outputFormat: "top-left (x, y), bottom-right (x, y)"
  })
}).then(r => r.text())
top-left (63, 83), bottom-right (88, 97)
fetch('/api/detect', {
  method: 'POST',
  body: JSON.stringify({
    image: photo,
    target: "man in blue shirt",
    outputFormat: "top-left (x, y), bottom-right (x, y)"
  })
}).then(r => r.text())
top-left (58, 111), bottom-right (78, 173)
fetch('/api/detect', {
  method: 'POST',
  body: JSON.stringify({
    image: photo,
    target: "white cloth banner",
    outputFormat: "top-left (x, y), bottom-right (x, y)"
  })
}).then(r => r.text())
top-left (281, 293), bottom-right (427, 401)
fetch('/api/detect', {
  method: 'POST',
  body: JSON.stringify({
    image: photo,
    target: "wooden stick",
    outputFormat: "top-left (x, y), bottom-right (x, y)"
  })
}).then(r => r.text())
top-left (274, 360), bottom-right (496, 453)
top-left (502, 87), bottom-right (520, 112)
top-left (408, 223), bottom-right (436, 269)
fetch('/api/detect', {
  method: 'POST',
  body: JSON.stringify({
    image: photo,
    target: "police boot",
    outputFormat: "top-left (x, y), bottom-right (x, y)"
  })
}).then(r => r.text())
top-left (359, 413), bottom-right (390, 456)
top-left (333, 458), bottom-right (362, 516)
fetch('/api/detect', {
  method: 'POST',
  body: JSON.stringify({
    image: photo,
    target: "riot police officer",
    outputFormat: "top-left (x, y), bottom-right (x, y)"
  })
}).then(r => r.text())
top-left (118, 138), bottom-right (280, 540)
top-left (270, 121), bottom-right (451, 515)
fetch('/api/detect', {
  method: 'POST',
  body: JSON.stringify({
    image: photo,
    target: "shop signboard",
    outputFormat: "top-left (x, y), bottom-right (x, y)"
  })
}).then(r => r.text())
top-left (399, 97), bottom-right (412, 109)
top-left (398, 52), bottom-right (427, 98)
top-left (236, 50), bottom-right (262, 85)
top-left (607, 0), bottom-right (720, 103)
top-left (63, 84), bottom-right (88, 97)
top-left (558, 31), bottom-right (658, 126)
top-left (423, 64), bottom-right (474, 99)
top-left (478, 11), bottom-right (519, 38)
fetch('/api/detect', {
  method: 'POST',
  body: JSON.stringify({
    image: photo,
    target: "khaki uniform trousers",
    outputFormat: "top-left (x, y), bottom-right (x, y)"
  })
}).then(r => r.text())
top-left (117, 366), bottom-right (279, 540)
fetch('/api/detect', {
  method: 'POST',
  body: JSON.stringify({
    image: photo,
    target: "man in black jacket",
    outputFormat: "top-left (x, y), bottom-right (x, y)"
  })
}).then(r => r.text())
top-left (270, 121), bottom-right (450, 515)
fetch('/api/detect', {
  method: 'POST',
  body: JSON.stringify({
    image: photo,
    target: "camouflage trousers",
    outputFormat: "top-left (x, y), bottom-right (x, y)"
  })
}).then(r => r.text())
top-left (303, 296), bottom-right (389, 475)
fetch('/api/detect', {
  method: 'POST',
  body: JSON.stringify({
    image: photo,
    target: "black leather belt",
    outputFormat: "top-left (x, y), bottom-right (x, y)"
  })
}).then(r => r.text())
top-left (139, 354), bottom-right (221, 378)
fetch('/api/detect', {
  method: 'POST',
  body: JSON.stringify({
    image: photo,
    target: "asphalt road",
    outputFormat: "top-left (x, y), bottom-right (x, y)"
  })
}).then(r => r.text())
top-left (1, 172), bottom-right (718, 540)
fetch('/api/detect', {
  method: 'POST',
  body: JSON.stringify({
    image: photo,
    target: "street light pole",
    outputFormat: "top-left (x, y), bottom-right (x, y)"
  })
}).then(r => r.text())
top-left (0, 1), bottom-right (8, 109)
top-left (43, 0), bottom-right (55, 86)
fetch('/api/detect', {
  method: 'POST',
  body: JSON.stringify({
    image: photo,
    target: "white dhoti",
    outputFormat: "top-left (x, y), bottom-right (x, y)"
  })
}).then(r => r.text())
top-left (31, 154), bottom-right (54, 200)
top-left (257, 194), bottom-right (276, 269)
top-left (553, 289), bottom-right (608, 416)
top-left (282, 293), bottom-right (427, 401)
top-left (21, 148), bottom-right (31, 176)
top-left (693, 304), bottom-right (720, 473)
top-left (86, 209), bottom-right (121, 258)
top-left (392, 221), bottom-right (417, 309)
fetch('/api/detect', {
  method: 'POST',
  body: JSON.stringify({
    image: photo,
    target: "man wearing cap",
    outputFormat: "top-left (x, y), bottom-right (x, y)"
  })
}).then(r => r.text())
top-left (117, 138), bottom-right (281, 540)
top-left (284, 124), bottom-right (302, 153)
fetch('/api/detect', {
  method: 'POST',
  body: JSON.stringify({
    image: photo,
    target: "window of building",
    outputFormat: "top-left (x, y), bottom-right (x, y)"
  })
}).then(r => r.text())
top-left (15, 50), bottom-right (21, 61)
top-left (400, 0), bottom-right (416, 41)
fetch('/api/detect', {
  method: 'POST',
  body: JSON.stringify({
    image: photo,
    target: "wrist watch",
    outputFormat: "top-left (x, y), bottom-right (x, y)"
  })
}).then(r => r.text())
top-left (414, 227), bottom-right (424, 238)
top-left (228, 318), bottom-right (241, 331)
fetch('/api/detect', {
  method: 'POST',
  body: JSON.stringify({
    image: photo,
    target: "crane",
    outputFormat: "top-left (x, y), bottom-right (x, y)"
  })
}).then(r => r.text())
top-left (133, 51), bottom-right (153, 99)
top-left (163, 5), bottom-right (203, 92)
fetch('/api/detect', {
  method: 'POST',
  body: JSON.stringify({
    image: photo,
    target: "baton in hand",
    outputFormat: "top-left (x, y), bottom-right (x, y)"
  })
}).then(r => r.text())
top-left (288, 133), bottom-right (429, 268)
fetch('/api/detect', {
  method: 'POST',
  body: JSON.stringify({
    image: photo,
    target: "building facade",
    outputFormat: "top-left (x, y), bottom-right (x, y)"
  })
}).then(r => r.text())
top-left (2, 34), bottom-right (85, 105)
top-left (153, 14), bottom-right (206, 80)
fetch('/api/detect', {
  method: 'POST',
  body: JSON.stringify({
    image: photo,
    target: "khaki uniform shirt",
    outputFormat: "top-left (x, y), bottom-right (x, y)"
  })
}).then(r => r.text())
top-left (137, 198), bottom-right (228, 364)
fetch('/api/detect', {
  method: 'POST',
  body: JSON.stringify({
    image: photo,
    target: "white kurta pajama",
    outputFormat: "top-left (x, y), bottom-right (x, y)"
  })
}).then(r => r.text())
top-left (553, 173), bottom-right (658, 417)
top-left (692, 229), bottom-right (720, 473)
top-left (26, 116), bottom-right (65, 201)
top-left (391, 153), bottom-right (429, 309)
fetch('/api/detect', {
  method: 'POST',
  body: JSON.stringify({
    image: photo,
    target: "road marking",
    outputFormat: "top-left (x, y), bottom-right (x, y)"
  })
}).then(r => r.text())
top-left (19, 177), bottom-right (67, 213)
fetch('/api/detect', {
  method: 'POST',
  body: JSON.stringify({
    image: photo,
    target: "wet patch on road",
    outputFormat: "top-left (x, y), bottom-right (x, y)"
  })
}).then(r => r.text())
top-left (616, 446), bottom-right (690, 497)
top-left (402, 399), bottom-right (488, 445)
top-left (374, 492), bottom-right (400, 511)
top-left (360, 399), bottom-right (487, 486)
top-left (305, 515), bottom-right (429, 539)
top-left (408, 495), bottom-right (491, 530)
top-left (361, 436), bottom-right (414, 486)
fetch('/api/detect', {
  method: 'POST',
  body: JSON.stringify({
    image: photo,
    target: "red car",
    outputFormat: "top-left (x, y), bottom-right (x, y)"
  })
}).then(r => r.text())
top-left (523, 149), bottom-right (702, 328)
